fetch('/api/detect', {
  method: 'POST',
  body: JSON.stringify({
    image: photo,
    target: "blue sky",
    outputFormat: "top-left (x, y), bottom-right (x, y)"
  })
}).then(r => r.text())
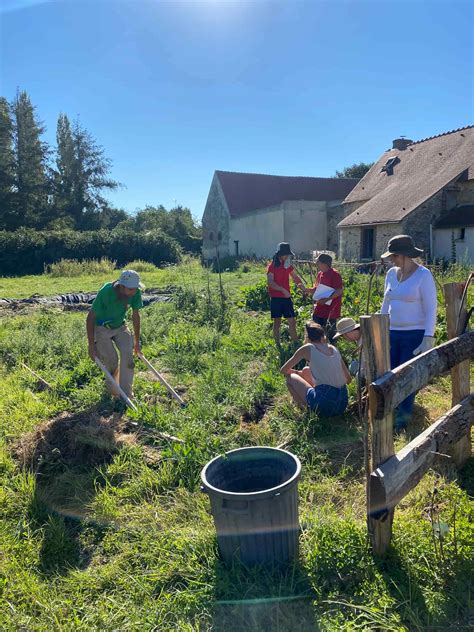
top-left (1, 0), bottom-right (473, 219)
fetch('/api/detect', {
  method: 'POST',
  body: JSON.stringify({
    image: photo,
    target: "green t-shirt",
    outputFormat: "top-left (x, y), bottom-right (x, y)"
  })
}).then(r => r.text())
top-left (91, 282), bottom-right (143, 328)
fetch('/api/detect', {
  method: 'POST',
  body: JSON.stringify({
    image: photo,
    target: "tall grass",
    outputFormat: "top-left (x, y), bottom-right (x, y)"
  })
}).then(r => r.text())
top-left (45, 257), bottom-right (117, 277)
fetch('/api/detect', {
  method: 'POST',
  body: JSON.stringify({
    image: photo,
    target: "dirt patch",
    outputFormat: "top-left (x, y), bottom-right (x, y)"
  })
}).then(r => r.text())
top-left (12, 411), bottom-right (137, 472)
top-left (240, 395), bottom-right (273, 425)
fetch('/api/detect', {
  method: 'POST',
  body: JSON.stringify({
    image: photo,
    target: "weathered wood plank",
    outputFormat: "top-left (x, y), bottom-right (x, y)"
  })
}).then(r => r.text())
top-left (444, 282), bottom-right (472, 466)
top-left (360, 314), bottom-right (394, 555)
top-left (369, 394), bottom-right (474, 514)
top-left (370, 331), bottom-right (474, 420)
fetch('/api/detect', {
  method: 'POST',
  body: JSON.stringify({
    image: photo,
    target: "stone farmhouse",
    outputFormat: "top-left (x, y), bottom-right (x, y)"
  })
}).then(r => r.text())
top-left (338, 126), bottom-right (474, 263)
top-left (202, 171), bottom-right (358, 260)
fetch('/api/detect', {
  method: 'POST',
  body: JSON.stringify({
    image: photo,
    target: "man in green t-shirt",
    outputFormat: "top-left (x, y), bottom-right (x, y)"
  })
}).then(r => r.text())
top-left (86, 270), bottom-right (144, 398)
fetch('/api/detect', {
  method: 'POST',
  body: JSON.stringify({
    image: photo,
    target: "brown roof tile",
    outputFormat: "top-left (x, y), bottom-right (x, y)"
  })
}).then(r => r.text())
top-left (338, 126), bottom-right (474, 227)
top-left (216, 171), bottom-right (359, 217)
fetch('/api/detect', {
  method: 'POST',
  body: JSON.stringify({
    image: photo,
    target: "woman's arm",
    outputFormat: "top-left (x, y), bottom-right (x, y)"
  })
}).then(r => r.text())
top-left (419, 270), bottom-right (437, 337)
top-left (280, 345), bottom-right (311, 375)
top-left (380, 268), bottom-right (393, 314)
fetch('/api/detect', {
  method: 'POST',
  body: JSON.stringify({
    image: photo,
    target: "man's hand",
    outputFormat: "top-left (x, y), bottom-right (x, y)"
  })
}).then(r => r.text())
top-left (88, 342), bottom-right (96, 361)
top-left (314, 298), bottom-right (331, 305)
top-left (281, 289), bottom-right (291, 299)
top-left (133, 340), bottom-right (141, 355)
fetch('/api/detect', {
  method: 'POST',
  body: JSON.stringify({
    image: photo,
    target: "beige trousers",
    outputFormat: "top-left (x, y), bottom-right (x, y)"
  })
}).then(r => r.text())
top-left (95, 325), bottom-right (134, 397)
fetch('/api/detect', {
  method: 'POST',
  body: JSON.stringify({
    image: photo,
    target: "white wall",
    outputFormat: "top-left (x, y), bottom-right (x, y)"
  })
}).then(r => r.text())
top-left (229, 205), bottom-right (284, 258)
top-left (433, 227), bottom-right (474, 263)
top-left (283, 201), bottom-right (327, 254)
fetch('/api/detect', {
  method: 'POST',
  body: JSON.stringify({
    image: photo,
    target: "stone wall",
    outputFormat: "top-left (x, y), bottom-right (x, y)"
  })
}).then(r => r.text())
top-left (202, 175), bottom-right (230, 259)
top-left (326, 201), bottom-right (348, 253)
top-left (456, 178), bottom-right (474, 204)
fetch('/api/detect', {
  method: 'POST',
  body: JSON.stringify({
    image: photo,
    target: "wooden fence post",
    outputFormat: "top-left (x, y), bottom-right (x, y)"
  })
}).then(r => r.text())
top-left (360, 314), bottom-right (394, 555)
top-left (444, 282), bottom-right (472, 466)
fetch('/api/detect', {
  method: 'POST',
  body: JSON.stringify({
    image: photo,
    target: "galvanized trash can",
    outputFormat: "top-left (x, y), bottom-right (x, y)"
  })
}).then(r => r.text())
top-left (201, 447), bottom-right (301, 566)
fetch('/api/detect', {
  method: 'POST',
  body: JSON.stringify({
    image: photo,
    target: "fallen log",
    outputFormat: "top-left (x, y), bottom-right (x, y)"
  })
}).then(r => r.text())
top-left (369, 394), bottom-right (474, 516)
top-left (370, 331), bottom-right (474, 420)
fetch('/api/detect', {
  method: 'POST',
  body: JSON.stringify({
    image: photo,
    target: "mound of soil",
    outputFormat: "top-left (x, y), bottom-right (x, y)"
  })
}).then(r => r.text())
top-left (13, 411), bottom-right (137, 472)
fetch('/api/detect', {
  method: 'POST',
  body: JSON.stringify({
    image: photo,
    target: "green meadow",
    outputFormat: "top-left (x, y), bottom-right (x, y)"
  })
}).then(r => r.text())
top-left (0, 258), bottom-right (472, 631)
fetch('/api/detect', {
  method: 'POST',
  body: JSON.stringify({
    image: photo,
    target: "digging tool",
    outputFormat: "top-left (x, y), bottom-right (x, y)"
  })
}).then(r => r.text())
top-left (20, 361), bottom-right (53, 391)
top-left (94, 357), bottom-right (138, 411)
top-left (138, 352), bottom-right (186, 407)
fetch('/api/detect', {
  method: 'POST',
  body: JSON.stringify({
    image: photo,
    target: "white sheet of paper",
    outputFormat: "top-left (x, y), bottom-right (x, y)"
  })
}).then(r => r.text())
top-left (312, 283), bottom-right (335, 305)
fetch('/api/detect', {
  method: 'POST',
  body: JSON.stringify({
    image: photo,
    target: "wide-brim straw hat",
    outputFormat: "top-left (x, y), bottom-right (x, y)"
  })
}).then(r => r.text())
top-left (333, 317), bottom-right (360, 340)
top-left (381, 234), bottom-right (423, 259)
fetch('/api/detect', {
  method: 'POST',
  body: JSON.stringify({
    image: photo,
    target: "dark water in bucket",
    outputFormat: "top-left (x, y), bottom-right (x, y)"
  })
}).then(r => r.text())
top-left (201, 447), bottom-right (301, 566)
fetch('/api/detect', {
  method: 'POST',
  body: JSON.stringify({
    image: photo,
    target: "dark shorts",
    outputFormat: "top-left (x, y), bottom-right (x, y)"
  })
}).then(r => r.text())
top-left (270, 297), bottom-right (295, 319)
top-left (306, 384), bottom-right (348, 417)
top-left (312, 315), bottom-right (337, 343)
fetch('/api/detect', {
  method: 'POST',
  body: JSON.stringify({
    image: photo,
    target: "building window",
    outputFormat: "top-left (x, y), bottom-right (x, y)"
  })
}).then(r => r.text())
top-left (361, 228), bottom-right (375, 260)
top-left (456, 228), bottom-right (465, 240)
top-left (381, 156), bottom-right (400, 176)
top-left (217, 231), bottom-right (222, 242)
top-left (234, 240), bottom-right (239, 257)
top-left (209, 232), bottom-right (214, 242)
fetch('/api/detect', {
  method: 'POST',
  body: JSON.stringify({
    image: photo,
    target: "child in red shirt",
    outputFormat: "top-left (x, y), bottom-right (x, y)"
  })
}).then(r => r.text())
top-left (267, 242), bottom-right (306, 346)
top-left (307, 253), bottom-right (343, 344)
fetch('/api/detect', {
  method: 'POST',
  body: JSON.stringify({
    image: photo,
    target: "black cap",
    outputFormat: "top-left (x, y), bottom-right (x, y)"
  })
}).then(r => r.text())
top-left (315, 253), bottom-right (332, 266)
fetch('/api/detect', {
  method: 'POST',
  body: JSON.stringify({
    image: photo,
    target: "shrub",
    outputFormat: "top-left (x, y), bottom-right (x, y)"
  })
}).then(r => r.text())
top-left (211, 255), bottom-right (239, 273)
top-left (241, 279), bottom-right (270, 311)
top-left (45, 257), bottom-right (117, 277)
top-left (0, 229), bottom-right (181, 276)
top-left (123, 260), bottom-right (158, 272)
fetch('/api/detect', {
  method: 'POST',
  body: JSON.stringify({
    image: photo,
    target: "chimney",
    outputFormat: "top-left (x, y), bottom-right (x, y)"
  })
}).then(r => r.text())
top-left (392, 137), bottom-right (413, 150)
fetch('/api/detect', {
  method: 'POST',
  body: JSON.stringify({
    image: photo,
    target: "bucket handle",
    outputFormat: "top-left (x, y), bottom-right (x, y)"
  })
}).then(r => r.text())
top-left (221, 498), bottom-right (249, 514)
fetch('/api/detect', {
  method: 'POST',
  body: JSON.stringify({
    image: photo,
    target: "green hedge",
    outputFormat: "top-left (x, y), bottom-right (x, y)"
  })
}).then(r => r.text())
top-left (0, 229), bottom-right (182, 276)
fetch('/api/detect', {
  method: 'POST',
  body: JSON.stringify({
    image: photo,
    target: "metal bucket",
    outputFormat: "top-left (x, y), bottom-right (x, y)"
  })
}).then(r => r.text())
top-left (201, 447), bottom-right (301, 566)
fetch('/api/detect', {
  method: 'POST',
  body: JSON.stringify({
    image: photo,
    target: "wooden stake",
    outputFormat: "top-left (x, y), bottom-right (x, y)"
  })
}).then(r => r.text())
top-left (360, 314), bottom-right (394, 556)
top-left (444, 283), bottom-right (472, 466)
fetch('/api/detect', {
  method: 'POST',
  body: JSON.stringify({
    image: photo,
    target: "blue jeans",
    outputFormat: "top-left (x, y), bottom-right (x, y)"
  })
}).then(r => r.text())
top-left (390, 329), bottom-right (424, 428)
top-left (306, 384), bottom-right (348, 417)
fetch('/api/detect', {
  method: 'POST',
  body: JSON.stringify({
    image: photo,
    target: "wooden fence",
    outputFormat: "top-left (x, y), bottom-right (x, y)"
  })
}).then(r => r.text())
top-left (360, 282), bottom-right (473, 555)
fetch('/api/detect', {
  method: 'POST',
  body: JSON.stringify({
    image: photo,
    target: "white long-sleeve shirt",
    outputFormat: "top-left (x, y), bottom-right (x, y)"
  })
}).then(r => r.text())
top-left (380, 266), bottom-right (437, 336)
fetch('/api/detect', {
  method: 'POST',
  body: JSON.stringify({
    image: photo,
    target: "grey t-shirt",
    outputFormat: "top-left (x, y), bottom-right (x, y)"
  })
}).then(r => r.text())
top-left (308, 344), bottom-right (347, 388)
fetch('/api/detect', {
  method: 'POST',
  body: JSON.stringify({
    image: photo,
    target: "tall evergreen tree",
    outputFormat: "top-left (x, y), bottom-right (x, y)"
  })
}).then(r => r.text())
top-left (52, 112), bottom-right (76, 227)
top-left (12, 90), bottom-right (50, 228)
top-left (69, 118), bottom-right (120, 229)
top-left (0, 97), bottom-right (16, 230)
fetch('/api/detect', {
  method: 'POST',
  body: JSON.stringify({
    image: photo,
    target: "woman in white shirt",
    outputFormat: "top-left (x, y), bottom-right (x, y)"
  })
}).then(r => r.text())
top-left (380, 235), bottom-right (437, 430)
top-left (280, 321), bottom-right (351, 416)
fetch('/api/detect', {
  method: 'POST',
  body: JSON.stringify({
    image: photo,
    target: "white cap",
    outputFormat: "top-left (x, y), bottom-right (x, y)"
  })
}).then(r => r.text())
top-left (118, 270), bottom-right (144, 289)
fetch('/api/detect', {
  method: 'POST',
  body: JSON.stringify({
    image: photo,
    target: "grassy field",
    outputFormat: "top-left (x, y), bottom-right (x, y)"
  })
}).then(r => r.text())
top-left (0, 259), bottom-right (472, 631)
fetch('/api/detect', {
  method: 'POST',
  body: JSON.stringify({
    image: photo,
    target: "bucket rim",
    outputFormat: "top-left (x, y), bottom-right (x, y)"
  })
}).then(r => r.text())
top-left (200, 446), bottom-right (301, 499)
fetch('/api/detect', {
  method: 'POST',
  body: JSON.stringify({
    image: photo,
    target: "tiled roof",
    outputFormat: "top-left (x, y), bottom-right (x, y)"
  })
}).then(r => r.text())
top-left (215, 171), bottom-right (359, 217)
top-left (338, 126), bottom-right (474, 227)
top-left (434, 205), bottom-right (474, 228)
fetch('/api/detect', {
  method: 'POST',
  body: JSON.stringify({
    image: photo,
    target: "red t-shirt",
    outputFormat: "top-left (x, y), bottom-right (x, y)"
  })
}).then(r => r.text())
top-left (313, 268), bottom-right (343, 318)
top-left (267, 261), bottom-right (294, 298)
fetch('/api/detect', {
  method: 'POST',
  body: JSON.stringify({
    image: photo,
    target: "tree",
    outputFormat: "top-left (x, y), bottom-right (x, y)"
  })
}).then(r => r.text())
top-left (52, 114), bottom-right (120, 229)
top-left (11, 90), bottom-right (50, 228)
top-left (335, 162), bottom-right (374, 179)
top-left (0, 97), bottom-right (15, 230)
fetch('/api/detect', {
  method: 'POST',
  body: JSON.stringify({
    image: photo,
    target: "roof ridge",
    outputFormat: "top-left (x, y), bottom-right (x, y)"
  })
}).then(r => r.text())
top-left (409, 124), bottom-right (474, 146)
top-left (215, 170), bottom-right (359, 181)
